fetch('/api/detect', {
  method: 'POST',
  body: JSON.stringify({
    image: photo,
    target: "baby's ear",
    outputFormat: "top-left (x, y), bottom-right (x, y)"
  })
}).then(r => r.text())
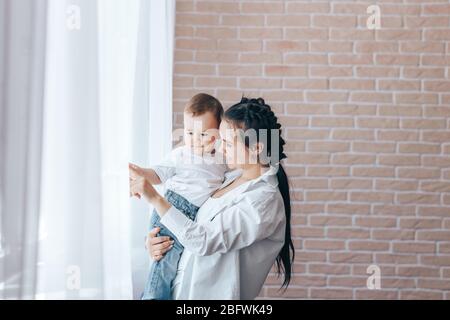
top-left (206, 128), bottom-right (220, 138)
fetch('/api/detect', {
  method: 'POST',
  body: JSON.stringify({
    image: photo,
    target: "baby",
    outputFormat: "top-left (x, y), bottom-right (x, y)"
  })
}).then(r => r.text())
top-left (136, 93), bottom-right (228, 300)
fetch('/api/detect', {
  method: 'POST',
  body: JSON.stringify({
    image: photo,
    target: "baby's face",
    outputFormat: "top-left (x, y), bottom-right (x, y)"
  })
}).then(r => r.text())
top-left (183, 111), bottom-right (220, 156)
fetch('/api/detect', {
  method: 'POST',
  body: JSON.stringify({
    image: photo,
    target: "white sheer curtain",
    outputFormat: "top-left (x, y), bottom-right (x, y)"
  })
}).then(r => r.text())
top-left (0, 0), bottom-right (48, 299)
top-left (0, 0), bottom-right (175, 300)
top-left (130, 0), bottom-right (175, 298)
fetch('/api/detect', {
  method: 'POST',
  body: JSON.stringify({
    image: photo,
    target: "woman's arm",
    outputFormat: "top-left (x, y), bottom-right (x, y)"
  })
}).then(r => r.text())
top-left (160, 190), bottom-right (285, 256)
top-left (129, 166), bottom-right (284, 257)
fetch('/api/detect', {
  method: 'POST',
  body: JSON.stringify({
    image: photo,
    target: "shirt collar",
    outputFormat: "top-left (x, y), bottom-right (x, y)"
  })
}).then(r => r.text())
top-left (250, 164), bottom-right (279, 188)
top-left (227, 164), bottom-right (279, 191)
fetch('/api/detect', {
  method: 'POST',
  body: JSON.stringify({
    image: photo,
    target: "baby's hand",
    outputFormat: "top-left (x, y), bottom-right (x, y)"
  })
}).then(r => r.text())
top-left (129, 163), bottom-right (161, 185)
top-left (129, 163), bottom-right (145, 179)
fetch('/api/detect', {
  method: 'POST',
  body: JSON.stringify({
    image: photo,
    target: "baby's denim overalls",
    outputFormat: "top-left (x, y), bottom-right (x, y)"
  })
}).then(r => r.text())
top-left (141, 189), bottom-right (199, 300)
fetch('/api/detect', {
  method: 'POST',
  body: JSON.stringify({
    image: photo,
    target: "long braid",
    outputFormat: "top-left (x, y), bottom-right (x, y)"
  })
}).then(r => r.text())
top-left (224, 97), bottom-right (295, 289)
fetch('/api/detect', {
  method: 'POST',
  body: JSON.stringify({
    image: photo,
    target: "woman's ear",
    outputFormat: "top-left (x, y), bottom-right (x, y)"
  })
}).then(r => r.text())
top-left (254, 142), bottom-right (265, 155)
top-left (249, 142), bottom-right (264, 155)
top-left (248, 142), bottom-right (265, 164)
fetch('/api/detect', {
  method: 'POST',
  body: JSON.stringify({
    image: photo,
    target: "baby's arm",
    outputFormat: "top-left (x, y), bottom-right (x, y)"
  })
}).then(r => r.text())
top-left (131, 146), bottom-right (183, 186)
top-left (141, 168), bottom-right (163, 185)
top-left (129, 164), bottom-right (162, 185)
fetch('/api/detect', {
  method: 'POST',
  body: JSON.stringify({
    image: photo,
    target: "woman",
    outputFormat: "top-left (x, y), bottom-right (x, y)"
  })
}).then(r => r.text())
top-left (130, 98), bottom-right (295, 299)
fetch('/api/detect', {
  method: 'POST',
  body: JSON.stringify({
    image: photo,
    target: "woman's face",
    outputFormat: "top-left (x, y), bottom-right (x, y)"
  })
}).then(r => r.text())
top-left (219, 120), bottom-right (258, 170)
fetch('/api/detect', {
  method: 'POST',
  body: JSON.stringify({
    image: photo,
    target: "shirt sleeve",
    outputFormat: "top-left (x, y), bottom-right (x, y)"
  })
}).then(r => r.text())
top-left (159, 189), bottom-right (285, 256)
top-left (150, 147), bottom-right (183, 183)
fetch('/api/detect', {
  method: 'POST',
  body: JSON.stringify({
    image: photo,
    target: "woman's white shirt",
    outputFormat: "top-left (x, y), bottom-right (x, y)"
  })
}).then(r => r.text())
top-left (160, 165), bottom-right (286, 300)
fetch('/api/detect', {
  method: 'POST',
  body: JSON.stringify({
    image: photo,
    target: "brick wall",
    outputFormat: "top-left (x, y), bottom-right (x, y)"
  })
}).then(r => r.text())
top-left (172, 0), bottom-right (450, 299)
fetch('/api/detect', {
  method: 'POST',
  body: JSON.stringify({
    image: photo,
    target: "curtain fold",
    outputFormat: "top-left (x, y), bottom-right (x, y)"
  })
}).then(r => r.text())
top-left (37, 0), bottom-right (107, 299)
top-left (130, 0), bottom-right (175, 299)
top-left (0, 0), bottom-right (48, 300)
top-left (97, 0), bottom-right (140, 299)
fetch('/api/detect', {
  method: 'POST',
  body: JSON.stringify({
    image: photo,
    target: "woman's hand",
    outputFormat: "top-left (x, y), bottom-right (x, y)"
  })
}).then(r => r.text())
top-left (145, 227), bottom-right (174, 261)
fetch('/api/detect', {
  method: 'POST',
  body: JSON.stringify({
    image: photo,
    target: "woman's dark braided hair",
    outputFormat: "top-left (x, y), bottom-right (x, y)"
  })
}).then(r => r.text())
top-left (224, 97), bottom-right (294, 289)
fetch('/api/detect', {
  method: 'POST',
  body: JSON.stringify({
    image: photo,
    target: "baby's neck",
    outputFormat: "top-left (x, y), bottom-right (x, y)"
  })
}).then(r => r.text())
top-left (190, 147), bottom-right (215, 157)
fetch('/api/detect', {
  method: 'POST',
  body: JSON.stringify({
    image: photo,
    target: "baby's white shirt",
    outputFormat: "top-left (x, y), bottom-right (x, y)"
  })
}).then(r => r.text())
top-left (151, 146), bottom-right (228, 207)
